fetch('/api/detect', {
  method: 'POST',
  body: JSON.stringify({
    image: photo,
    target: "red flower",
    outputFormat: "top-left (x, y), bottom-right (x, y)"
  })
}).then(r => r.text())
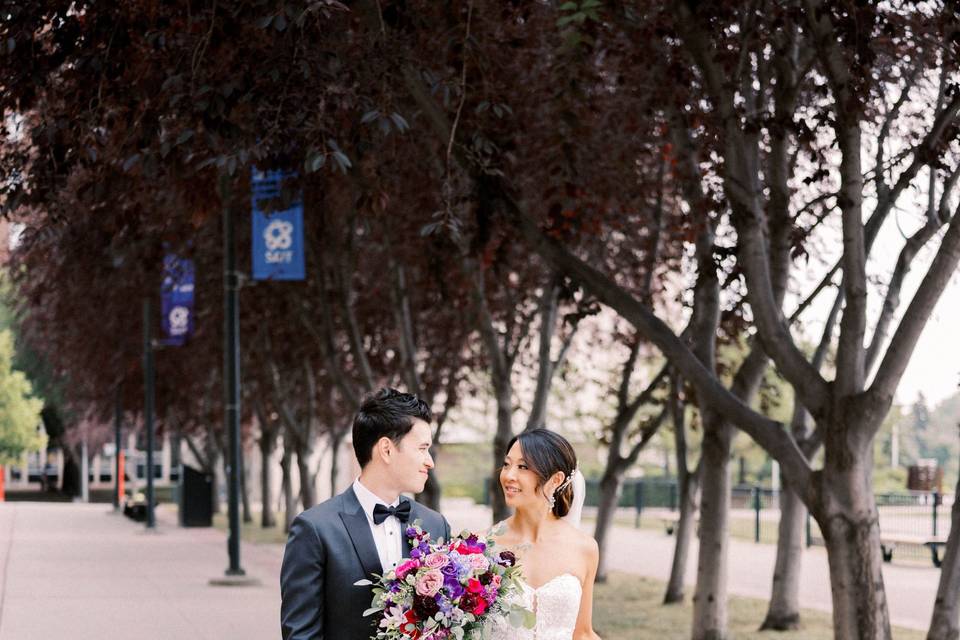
top-left (472, 599), bottom-right (488, 616)
top-left (467, 579), bottom-right (484, 594)
top-left (401, 610), bottom-right (421, 639)
top-left (459, 593), bottom-right (478, 612)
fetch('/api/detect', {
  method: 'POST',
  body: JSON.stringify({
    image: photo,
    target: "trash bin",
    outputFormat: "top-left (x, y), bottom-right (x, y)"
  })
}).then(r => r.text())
top-left (179, 464), bottom-right (213, 527)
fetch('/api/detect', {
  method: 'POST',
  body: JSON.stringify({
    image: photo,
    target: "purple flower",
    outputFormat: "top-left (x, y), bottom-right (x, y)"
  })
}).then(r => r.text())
top-left (438, 598), bottom-right (454, 615)
top-left (441, 562), bottom-right (459, 579)
top-left (444, 578), bottom-right (465, 599)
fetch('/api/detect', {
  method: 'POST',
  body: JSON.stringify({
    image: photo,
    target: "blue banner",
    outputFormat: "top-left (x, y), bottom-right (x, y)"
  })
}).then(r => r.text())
top-left (251, 168), bottom-right (306, 281)
top-left (160, 254), bottom-right (195, 346)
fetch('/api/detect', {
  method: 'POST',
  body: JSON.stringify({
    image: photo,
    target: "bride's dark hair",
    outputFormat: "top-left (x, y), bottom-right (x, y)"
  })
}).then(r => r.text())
top-left (506, 428), bottom-right (577, 517)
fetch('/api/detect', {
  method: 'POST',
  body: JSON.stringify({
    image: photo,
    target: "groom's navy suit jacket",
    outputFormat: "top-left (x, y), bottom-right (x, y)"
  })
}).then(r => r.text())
top-left (280, 486), bottom-right (451, 640)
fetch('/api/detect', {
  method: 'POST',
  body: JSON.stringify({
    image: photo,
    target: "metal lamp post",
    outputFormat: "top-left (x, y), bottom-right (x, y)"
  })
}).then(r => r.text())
top-left (209, 172), bottom-right (258, 587)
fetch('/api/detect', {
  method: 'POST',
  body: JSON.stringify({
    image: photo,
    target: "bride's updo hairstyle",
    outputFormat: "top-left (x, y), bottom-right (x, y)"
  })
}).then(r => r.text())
top-left (507, 428), bottom-right (578, 517)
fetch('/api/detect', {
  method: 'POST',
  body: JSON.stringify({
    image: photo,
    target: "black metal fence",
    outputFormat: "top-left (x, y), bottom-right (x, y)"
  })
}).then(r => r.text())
top-left (580, 478), bottom-right (952, 562)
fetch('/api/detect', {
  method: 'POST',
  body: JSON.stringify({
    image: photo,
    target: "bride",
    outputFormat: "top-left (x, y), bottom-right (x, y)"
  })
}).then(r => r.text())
top-left (488, 428), bottom-right (602, 640)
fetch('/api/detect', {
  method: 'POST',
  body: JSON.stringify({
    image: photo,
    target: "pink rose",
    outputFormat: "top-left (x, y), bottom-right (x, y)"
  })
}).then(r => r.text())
top-left (424, 552), bottom-right (450, 569)
top-left (491, 574), bottom-right (502, 588)
top-left (415, 569), bottom-right (444, 597)
top-left (468, 554), bottom-right (490, 573)
top-left (395, 559), bottom-right (421, 581)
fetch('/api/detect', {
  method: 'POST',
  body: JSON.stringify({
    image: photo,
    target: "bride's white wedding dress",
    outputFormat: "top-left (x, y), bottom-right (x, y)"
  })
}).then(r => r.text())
top-left (488, 472), bottom-right (587, 640)
top-left (488, 573), bottom-right (583, 640)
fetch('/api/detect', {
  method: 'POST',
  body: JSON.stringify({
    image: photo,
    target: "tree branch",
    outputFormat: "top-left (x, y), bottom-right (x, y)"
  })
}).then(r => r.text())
top-left (865, 218), bottom-right (945, 376)
top-left (504, 202), bottom-right (813, 498)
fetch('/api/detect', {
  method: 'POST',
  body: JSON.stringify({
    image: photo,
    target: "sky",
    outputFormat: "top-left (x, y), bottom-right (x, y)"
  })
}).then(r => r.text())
top-left (894, 279), bottom-right (960, 406)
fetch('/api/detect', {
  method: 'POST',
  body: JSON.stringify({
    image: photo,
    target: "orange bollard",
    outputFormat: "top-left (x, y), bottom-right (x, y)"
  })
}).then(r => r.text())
top-left (117, 452), bottom-right (125, 504)
top-left (0, 464), bottom-right (5, 502)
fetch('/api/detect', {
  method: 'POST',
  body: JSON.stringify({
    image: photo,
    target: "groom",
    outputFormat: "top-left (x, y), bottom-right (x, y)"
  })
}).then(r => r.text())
top-left (281, 388), bottom-right (451, 640)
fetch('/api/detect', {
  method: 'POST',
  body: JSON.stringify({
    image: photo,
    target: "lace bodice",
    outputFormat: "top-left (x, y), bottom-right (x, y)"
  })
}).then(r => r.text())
top-left (488, 574), bottom-right (582, 640)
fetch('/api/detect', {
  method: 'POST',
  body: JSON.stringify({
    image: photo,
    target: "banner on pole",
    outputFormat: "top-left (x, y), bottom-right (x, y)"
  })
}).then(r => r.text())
top-left (251, 168), bottom-right (305, 281)
top-left (160, 253), bottom-right (195, 346)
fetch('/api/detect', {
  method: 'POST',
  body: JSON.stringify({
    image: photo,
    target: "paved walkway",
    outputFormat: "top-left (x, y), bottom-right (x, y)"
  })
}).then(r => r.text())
top-left (0, 502), bottom-right (281, 640)
top-left (0, 500), bottom-right (944, 638)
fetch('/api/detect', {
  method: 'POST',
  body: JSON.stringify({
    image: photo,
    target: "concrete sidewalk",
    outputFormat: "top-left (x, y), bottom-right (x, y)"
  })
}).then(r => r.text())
top-left (0, 500), bottom-right (944, 638)
top-left (0, 502), bottom-right (281, 640)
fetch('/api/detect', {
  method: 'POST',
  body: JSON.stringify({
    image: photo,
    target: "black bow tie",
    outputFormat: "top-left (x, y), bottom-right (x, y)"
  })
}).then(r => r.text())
top-left (373, 500), bottom-right (412, 525)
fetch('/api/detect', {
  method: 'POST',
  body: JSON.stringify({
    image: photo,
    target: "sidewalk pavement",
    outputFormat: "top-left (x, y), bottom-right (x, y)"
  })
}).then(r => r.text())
top-left (0, 500), bottom-right (944, 639)
top-left (0, 502), bottom-right (281, 640)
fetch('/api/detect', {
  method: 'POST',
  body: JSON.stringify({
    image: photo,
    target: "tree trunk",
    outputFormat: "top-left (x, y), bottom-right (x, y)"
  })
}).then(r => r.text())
top-left (60, 447), bottom-right (81, 497)
top-left (259, 432), bottom-right (277, 528)
top-left (209, 451), bottom-right (221, 515)
top-left (526, 276), bottom-right (561, 432)
top-left (763, 292), bottom-right (837, 629)
top-left (927, 457), bottom-right (960, 640)
top-left (691, 415), bottom-right (733, 640)
top-left (203, 436), bottom-right (222, 515)
top-left (665, 371), bottom-right (698, 605)
top-left (594, 467), bottom-right (624, 583)
top-left (664, 467), bottom-right (700, 604)
top-left (329, 430), bottom-right (345, 499)
top-left (280, 445), bottom-right (297, 532)
top-left (240, 444), bottom-right (253, 524)
top-left (818, 462), bottom-right (891, 640)
top-left (491, 383), bottom-right (513, 523)
top-left (296, 444), bottom-right (317, 510)
top-left (760, 484), bottom-right (805, 629)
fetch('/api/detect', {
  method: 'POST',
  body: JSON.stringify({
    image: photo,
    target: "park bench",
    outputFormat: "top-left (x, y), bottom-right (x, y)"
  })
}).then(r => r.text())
top-left (879, 533), bottom-right (948, 567)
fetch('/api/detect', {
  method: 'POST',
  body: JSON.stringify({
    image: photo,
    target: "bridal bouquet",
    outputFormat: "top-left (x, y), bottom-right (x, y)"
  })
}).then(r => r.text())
top-left (358, 521), bottom-right (534, 640)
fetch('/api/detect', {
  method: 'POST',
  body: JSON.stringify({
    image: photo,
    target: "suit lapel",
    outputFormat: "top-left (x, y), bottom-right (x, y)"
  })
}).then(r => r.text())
top-left (339, 487), bottom-right (383, 578)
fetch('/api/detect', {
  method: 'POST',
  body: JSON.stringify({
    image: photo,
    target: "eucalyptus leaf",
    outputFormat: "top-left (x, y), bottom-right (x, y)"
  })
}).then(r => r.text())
top-left (122, 153), bottom-right (140, 172)
top-left (390, 113), bottom-right (409, 132)
top-left (333, 150), bottom-right (352, 171)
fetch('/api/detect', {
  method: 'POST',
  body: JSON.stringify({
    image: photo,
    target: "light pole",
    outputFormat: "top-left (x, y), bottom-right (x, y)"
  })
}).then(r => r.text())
top-left (209, 173), bottom-right (257, 586)
top-left (224, 175), bottom-right (243, 576)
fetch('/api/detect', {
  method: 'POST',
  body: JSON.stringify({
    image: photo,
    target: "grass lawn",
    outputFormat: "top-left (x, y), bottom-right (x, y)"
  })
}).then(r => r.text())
top-left (592, 573), bottom-right (924, 640)
top-left (212, 514), bottom-right (923, 639)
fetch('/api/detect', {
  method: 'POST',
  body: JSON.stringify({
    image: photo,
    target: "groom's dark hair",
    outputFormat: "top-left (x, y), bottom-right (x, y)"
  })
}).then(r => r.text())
top-left (353, 388), bottom-right (432, 467)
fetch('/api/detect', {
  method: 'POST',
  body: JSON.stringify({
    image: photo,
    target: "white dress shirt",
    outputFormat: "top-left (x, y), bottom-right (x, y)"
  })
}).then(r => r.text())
top-left (352, 478), bottom-right (404, 573)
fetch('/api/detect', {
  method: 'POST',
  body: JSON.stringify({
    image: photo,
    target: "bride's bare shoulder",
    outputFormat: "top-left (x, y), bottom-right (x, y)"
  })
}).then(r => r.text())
top-left (556, 521), bottom-right (598, 557)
